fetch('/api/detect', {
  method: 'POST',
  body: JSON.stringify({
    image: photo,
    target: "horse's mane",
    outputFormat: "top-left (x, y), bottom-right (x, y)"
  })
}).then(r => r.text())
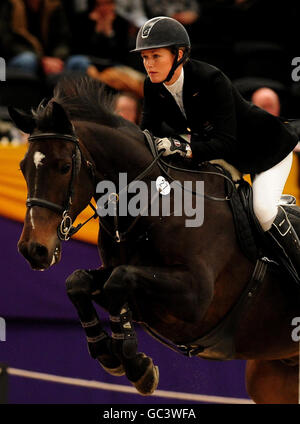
top-left (33, 75), bottom-right (140, 133)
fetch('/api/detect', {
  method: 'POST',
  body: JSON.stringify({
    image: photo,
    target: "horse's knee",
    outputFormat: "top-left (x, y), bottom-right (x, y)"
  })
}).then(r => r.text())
top-left (104, 265), bottom-right (138, 293)
top-left (66, 269), bottom-right (94, 299)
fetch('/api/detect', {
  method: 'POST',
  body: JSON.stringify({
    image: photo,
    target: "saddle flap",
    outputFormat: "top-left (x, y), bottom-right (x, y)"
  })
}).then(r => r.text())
top-left (225, 176), bottom-right (261, 261)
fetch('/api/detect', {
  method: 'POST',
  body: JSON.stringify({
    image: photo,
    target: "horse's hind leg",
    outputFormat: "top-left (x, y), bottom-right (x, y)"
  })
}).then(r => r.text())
top-left (246, 358), bottom-right (299, 403)
top-left (66, 267), bottom-right (125, 376)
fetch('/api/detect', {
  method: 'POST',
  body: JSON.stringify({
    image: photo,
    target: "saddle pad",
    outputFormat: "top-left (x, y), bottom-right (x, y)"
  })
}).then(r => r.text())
top-left (228, 173), bottom-right (300, 287)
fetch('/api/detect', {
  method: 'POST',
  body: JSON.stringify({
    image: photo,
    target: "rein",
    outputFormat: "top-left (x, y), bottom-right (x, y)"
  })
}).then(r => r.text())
top-left (143, 130), bottom-right (235, 202)
top-left (97, 131), bottom-right (236, 243)
top-left (97, 146), bottom-right (165, 243)
top-left (26, 129), bottom-right (236, 244)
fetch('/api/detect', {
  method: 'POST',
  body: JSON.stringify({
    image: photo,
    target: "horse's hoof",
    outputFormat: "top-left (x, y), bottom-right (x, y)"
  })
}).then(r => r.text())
top-left (97, 357), bottom-right (125, 377)
top-left (130, 355), bottom-right (159, 396)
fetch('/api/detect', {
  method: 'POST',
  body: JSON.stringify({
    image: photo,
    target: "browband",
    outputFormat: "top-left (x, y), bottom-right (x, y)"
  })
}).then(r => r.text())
top-left (28, 133), bottom-right (79, 144)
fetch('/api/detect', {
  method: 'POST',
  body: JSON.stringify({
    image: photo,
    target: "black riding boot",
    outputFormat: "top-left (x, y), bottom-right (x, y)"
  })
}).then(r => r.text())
top-left (266, 206), bottom-right (300, 276)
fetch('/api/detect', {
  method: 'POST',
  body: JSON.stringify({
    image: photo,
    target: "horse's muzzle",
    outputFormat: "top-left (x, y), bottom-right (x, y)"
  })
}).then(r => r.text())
top-left (18, 241), bottom-right (61, 271)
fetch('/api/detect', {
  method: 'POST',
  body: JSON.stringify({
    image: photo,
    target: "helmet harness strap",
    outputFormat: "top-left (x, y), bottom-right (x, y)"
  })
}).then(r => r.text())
top-left (163, 47), bottom-right (189, 83)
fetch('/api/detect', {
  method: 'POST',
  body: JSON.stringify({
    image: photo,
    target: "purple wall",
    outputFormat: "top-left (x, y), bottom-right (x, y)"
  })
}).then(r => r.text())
top-left (0, 216), bottom-right (100, 320)
top-left (0, 217), bottom-right (250, 403)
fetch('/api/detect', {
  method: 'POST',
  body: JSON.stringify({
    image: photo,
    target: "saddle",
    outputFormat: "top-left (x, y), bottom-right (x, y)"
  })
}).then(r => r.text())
top-left (144, 127), bottom-right (300, 283)
top-left (223, 168), bottom-right (300, 287)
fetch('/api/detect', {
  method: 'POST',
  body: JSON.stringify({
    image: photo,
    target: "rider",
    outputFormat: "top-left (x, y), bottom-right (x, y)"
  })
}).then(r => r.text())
top-left (131, 16), bottom-right (300, 276)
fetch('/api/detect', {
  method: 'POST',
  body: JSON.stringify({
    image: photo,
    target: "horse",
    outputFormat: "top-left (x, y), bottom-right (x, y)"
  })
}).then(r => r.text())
top-left (9, 76), bottom-right (299, 403)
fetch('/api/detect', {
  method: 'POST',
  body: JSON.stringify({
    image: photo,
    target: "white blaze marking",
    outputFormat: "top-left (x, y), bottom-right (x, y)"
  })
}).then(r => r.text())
top-left (33, 151), bottom-right (45, 168)
top-left (30, 209), bottom-right (35, 230)
top-left (33, 151), bottom-right (46, 197)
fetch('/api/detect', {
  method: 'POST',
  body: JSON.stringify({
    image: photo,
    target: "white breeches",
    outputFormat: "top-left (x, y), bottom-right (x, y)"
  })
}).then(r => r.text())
top-left (252, 152), bottom-right (293, 231)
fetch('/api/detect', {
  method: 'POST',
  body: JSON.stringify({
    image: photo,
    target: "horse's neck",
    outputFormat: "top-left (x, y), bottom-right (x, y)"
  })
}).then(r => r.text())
top-left (78, 122), bottom-right (153, 184)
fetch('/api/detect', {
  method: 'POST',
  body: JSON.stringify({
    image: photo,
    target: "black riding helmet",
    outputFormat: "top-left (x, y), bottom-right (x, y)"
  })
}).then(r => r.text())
top-left (131, 16), bottom-right (191, 82)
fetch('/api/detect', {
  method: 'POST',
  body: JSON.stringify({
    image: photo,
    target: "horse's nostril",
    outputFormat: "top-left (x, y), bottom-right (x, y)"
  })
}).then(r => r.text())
top-left (18, 241), bottom-right (50, 269)
top-left (18, 242), bottom-right (29, 259)
top-left (32, 243), bottom-right (48, 259)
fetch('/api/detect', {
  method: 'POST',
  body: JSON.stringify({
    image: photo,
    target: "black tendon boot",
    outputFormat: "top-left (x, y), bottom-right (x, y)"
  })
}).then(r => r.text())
top-left (266, 206), bottom-right (300, 278)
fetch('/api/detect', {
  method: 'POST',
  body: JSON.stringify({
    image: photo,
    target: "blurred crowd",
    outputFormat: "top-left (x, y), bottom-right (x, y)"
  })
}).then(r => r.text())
top-left (1, 0), bottom-right (300, 143)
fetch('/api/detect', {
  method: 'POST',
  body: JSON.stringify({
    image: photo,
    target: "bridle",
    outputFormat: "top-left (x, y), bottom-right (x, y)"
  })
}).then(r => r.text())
top-left (26, 129), bottom-right (235, 244)
top-left (27, 132), bottom-right (97, 241)
top-left (25, 130), bottom-right (165, 244)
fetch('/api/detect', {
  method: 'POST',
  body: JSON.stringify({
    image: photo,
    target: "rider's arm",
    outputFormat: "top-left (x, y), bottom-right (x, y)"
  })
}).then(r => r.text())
top-left (141, 77), bottom-right (165, 135)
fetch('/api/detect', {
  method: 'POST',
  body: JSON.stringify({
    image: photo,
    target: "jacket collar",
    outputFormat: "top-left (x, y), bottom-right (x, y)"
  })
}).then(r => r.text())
top-left (156, 61), bottom-right (200, 99)
top-left (182, 60), bottom-right (201, 99)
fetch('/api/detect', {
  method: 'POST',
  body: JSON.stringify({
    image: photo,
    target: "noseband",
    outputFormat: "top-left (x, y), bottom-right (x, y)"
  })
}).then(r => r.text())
top-left (27, 132), bottom-right (97, 241)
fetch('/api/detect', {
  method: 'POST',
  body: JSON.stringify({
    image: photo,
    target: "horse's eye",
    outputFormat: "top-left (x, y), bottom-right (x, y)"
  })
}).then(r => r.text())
top-left (60, 164), bottom-right (71, 174)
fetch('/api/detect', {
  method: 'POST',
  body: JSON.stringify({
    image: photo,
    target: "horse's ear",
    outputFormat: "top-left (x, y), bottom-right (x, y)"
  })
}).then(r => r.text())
top-left (8, 106), bottom-right (35, 134)
top-left (51, 101), bottom-right (73, 135)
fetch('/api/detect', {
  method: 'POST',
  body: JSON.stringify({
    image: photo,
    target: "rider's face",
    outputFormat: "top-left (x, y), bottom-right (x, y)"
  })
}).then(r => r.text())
top-left (141, 48), bottom-right (182, 85)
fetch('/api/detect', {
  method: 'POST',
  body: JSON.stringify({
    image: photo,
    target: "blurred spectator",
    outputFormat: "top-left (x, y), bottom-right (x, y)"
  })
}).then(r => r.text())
top-left (66, 0), bottom-right (131, 70)
top-left (0, 119), bottom-right (26, 145)
top-left (113, 0), bottom-right (201, 60)
top-left (114, 91), bottom-right (141, 124)
top-left (232, 0), bottom-right (295, 46)
top-left (115, 0), bottom-right (147, 28)
top-left (89, 0), bottom-right (128, 63)
top-left (142, 0), bottom-right (200, 26)
top-left (251, 86), bottom-right (300, 153)
top-left (0, 0), bottom-right (39, 75)
top-left (0, 0), bottom-right (71, 76)
top-left (251, 87), bottom-right (281, 117)
top-left (65, 0), bottom-right (145, 97)
top-left (62, 0), bottom-right (90, 19)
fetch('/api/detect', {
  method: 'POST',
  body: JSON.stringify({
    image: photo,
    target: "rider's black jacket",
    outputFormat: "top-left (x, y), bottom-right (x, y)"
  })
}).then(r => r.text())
top-left (141, 59), bottom-right (298, 174)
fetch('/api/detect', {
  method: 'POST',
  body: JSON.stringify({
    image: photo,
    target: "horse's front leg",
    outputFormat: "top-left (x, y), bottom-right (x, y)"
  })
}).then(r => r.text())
top-left (66, 266), bottom-right (125, 376)
top-left (100, 264), bottom-right (213, 395)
